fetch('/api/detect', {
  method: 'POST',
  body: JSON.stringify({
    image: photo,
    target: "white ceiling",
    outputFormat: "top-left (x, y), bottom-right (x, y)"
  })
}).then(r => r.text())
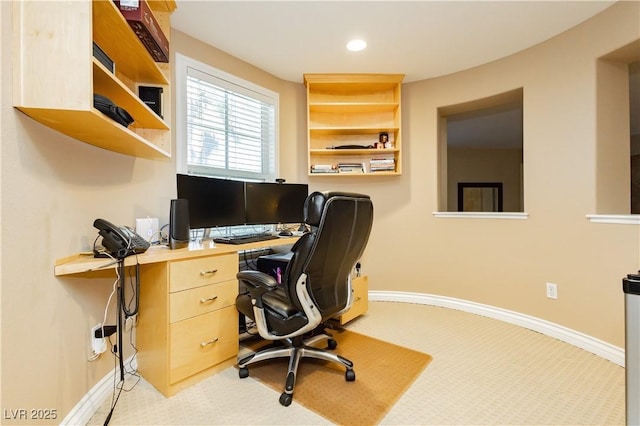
top-left (171, 1), bottom-right (615, 84)
top-left (170, 1), bottom-right (625, 149)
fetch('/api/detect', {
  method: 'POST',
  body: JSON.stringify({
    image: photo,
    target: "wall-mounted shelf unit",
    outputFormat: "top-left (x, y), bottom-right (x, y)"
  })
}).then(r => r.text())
top-left (304, 74), bottom-right (404, 176)
top-left (13, 0), bottom-right (176, 159)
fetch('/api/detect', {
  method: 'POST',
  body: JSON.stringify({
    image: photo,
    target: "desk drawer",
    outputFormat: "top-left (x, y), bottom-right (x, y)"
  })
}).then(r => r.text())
top-left (169, 253), bottom-right (238, 292)
top-left (170, 279), bottom-right (237, 323)
top-left (169, 306), bottom-right (238, 384)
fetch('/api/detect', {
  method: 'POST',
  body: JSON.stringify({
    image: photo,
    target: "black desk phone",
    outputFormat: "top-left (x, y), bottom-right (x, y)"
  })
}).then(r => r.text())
top-left (93, 218), bottom-right (150, 259)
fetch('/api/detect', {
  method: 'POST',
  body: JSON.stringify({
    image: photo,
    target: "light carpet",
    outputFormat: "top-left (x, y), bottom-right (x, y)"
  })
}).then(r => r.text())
top-left (87, 301), bottom-right (624, 425)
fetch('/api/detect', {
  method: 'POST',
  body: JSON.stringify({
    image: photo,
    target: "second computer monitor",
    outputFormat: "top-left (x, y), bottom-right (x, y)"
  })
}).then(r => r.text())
top-left (245, 182), bottom-right (308, 225)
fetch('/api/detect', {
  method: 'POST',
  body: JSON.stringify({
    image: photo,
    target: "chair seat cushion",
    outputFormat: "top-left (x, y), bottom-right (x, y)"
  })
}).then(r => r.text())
top-left (236, 287), bottom-right (309, 336)
top-left (263, 288), bottom-right (299, 318)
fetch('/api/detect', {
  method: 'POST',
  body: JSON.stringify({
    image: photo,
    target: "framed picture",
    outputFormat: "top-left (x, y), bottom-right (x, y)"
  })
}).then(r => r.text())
top-left (458, 182), bottom-right (503, 212)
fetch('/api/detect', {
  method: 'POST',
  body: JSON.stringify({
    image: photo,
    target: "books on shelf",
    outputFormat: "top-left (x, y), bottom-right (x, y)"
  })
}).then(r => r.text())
top-left (369, 157), bottom-right (395, 172)
top-left (337, 163), bottom-right (365, 174)
top-left (311, 164), bottom-right (338, 173)
top-left (311, 163), bottom-right (367, 174)
top-left (311, 160), bottom-right (395, 174)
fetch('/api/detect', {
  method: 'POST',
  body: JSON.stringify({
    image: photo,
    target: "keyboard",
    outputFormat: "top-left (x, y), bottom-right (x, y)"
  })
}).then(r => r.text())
top-left (213, 234), bottom-right (279, 245)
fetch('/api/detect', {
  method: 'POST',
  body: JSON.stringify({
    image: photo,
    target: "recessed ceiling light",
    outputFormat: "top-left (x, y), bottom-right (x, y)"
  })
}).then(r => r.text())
top-left (346, 39), bottom-right (367, 52)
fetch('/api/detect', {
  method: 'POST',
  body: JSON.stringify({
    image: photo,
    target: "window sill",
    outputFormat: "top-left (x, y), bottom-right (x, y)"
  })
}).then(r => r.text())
top-left (586, 214), bottom-right (640, 225)
top-left (432, 212), bottom-right (529, 220)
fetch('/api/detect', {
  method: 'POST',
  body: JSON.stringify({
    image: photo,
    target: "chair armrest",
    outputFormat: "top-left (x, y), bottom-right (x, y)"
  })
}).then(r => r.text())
top-left (237, 270), bottom-right (280, 308)
top-left (238, 270), bottom-right (279, 289)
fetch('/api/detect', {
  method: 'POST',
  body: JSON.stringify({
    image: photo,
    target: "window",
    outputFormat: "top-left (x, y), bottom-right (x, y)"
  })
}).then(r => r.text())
top-left (176, 54), bottom-right (278, 182)
top-left (438, 88), bottom-right (524, 214)
top-left (595, 41), bottom-right (639, 218)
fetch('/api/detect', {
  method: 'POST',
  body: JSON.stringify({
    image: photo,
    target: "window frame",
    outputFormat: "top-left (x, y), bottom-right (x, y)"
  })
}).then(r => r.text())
top-left (438, 88), bottom-right (525, 215)
top-left (175, 53), bottom-right (279, 182)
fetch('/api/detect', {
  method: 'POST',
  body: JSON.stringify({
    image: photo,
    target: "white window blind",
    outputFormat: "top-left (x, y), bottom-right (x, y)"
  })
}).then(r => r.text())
top-left (176, 54), bottom-right (278, 182)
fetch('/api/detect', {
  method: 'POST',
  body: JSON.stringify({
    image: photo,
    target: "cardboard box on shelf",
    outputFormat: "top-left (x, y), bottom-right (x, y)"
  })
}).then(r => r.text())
top-left (115, 0), bottom-right (169, 63)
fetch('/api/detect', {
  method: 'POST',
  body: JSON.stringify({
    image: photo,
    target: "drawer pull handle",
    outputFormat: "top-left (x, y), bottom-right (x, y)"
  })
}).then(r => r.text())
top-left (200, 296), bottom-right (218, 304)
top-left (200, 269), bottom-right (218, 276)
top-left (200, 338), bottom-right (219, 347)
top-left (354, 297), bottom-right (362, 302)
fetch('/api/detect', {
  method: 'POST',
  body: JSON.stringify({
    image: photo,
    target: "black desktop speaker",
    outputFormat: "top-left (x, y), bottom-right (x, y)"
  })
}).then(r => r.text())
top-left (138, 85), bottom-right (163, 118)
top-left (169, 198), bottom-right (190, 250)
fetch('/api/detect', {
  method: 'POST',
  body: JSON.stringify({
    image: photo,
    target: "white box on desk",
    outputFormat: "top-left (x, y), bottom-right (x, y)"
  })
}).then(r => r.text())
top-left (136, 217), bottom-right (159, 243)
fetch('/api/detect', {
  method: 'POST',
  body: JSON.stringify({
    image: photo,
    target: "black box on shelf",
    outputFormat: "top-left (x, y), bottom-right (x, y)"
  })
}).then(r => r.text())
top-left (114, 0), bottom-right (169, 63)
top-left (138, 85), bottom-right (163, 118)
top-left (92, 42), bottom-right (114, 73)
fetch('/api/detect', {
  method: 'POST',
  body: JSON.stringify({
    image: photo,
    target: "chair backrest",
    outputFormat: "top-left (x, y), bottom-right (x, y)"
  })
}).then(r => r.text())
top-left (283, 191), bottom-right (374, 319)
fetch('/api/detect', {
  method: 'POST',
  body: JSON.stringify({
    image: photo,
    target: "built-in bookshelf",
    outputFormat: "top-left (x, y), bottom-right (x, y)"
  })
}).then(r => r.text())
top-left (304, 73), bottom-right (404, 176)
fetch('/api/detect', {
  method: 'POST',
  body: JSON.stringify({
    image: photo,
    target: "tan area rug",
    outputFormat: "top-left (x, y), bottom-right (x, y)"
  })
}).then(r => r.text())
top-left (240, 328), bottom-right (432, 425)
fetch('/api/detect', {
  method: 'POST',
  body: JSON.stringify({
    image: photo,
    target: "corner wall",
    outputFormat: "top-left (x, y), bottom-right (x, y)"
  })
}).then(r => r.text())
top-left (361, 1), bottom-right (639, 350)
top-left (0, 15), bottom-right (305, 423)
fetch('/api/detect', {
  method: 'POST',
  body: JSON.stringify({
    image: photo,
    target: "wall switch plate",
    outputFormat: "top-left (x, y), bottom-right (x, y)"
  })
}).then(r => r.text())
top-left (136, 218), bottom-right (159, 243)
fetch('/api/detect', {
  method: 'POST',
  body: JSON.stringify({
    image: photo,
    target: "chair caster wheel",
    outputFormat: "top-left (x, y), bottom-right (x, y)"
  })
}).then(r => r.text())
top-left (279, 392), bottom-right (293, 406)
top-left (345, 369), bottom-right (356, 381)
top-left (239, 367), bottom-right (249, 379)
top-left (328, 338), bottom-right (337, 350)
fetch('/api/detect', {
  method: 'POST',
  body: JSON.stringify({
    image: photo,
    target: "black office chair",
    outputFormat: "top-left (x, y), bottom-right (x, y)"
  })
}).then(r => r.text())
top-left (235, 191), bottom-right (374, 406)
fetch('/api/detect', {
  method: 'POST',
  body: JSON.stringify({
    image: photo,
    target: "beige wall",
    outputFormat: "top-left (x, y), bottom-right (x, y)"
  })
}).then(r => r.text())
top-left (597, 57), bottom-right (632, 213)
top-left (1, 1), bottom-right (639, 423)
top-left (380, 1), bottom-right (638, 337)
top-left (447, 148), bottom-right (523, 212)
top-left (0, 11), bottom-right (306, 422)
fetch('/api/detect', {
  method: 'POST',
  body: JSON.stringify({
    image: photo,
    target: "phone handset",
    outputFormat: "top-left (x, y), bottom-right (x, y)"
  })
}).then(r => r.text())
top-left (93, 218), bottom-right (150, 259)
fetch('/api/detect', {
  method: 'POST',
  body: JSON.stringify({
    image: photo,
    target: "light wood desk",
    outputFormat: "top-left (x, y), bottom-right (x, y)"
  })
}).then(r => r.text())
top-left (54, 237), bottom-right (298, 277)
top-left (55, 237), bottom-right (298, 396)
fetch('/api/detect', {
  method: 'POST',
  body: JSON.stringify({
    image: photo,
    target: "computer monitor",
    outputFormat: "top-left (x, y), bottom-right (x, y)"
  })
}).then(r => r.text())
top-left (245, 182), bottom-right (309, 225)
top-left (176, 174), bottom-right (246, 229)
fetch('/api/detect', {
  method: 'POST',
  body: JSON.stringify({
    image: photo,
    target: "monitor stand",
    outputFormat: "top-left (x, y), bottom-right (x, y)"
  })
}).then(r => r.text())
top-left (195, 227), bottom-right (215, 243)
top-left (190, 228), bottom-right (216, 249)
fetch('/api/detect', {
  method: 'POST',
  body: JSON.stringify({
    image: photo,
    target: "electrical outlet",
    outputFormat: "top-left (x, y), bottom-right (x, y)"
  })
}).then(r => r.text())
top-left (91, 323), bottom-right (107, 354)
top-left (546, 282), bottom-right (558, 300)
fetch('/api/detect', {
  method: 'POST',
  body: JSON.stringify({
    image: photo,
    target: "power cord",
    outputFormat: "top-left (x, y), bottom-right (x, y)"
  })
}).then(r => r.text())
top-left (88, 252), bottom-right (119, 362)
top-left (102, 259), bottom-right (141, 426)
top-left (159, 223), bottom-right (169, 245)
top-left (103, 333), bottom-right (140, 426)
top-left (121, 258), bottom-right (140, 318)
top-left (241, 249), bottom-right (258, 270)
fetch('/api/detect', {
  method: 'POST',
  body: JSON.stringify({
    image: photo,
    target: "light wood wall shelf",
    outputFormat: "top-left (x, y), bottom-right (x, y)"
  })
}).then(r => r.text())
top-left (304, 74), bottom-right (404, 176)
top-left (13, 0), bottom-right (176, 159)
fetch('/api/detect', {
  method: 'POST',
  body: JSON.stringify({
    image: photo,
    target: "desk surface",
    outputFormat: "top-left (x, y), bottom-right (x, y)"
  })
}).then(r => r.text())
top-left (54, 236), bottom-right (299, 277)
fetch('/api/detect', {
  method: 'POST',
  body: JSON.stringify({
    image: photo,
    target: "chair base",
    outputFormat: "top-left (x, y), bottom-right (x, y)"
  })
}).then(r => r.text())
top-left (238, 335), bottom-right (355, 406)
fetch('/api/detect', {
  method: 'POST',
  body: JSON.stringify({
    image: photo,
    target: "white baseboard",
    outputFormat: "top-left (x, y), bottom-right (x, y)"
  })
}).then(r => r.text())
top-left (60, 356), bottom-right (137, 426)
top-left (369, 291), bottom-right (625, 367)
